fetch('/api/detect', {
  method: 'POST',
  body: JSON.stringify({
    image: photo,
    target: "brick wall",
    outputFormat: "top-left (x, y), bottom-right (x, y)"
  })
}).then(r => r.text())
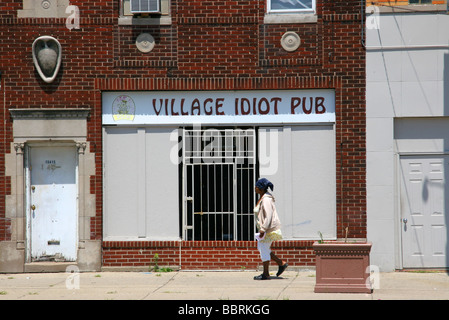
top-left (0, 0), bottom-right (366, 269)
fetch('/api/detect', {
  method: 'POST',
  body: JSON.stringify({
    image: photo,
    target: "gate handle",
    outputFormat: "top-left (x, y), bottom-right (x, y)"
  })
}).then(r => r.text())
top-left (31, 205), bottom-right (36, 211)
top-left (403, 218), bottom-right (408, 224)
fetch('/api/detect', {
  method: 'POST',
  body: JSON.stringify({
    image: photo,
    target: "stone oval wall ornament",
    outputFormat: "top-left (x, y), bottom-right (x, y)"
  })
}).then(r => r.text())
top-left (281, 31), bottom-right (301, 52)
top-left (136, 33), bottom-right (155, 53)
top-left (32, 36), bottom-right (62, 83)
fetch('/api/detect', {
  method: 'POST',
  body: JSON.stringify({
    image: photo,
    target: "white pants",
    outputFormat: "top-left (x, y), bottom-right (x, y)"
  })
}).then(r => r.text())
top-left (257, 240), bottom-right (273, 262)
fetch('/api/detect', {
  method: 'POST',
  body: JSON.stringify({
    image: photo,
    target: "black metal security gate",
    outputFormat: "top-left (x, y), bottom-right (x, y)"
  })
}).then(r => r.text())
top-left (182, 128), bottom-right (256, 241)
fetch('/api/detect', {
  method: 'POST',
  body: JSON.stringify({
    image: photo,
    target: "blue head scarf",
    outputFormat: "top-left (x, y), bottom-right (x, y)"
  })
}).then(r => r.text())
top-left (255, 178), bottom-right (274, 192)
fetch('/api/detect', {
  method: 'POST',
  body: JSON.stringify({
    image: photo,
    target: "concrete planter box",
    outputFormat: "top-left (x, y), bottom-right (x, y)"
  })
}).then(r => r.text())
top-left (313, 242), bottom-right (372, 293)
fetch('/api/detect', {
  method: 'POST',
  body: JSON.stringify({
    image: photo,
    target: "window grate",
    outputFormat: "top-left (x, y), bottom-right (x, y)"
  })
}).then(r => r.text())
top-left (182, 128), bottom-right (256, 241)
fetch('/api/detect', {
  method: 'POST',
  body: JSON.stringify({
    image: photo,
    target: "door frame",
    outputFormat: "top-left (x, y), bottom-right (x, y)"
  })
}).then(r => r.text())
top-left (24, 141), bottom-right (80, 263)
top-left (397, 152), bottom-right (449, 269)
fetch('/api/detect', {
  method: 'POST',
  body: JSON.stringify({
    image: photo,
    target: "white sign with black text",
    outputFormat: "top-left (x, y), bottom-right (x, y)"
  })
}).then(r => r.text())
top-left (102, 90), bottom-right (335, 125)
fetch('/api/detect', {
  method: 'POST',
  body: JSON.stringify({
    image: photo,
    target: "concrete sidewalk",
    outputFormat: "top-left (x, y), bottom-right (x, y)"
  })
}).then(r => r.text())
top-left (0, 269), bottom-right (448, 300)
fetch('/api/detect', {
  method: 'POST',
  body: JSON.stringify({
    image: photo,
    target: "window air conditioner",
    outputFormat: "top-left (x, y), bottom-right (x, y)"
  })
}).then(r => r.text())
top-left (130, 0), bottom-right (161, 14)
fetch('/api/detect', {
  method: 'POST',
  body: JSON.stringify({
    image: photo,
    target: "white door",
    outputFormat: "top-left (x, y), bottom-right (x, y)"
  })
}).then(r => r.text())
top-left (29, 146), bottom-right (78, 262)
top-left (400, 155), bottom-right (448, 268)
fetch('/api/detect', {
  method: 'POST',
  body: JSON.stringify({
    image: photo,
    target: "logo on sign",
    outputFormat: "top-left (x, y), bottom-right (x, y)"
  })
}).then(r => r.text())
top-left (112, 95), bottom-right (136, 122)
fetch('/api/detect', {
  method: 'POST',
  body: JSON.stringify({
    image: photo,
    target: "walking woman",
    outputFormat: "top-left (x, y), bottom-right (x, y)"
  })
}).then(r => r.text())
top-left (253, 178), bottom-right (288, 280)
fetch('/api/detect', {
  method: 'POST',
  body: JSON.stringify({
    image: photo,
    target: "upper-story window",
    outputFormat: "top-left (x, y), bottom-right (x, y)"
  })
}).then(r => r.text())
top-left (119, 0), bottom-right (171, 25)
top-left (268, 0), bottom-right (315, 13)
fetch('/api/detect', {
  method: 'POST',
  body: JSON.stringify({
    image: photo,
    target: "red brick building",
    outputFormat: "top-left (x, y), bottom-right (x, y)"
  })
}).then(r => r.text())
top-left (0, 0), bottom-right (366, 272)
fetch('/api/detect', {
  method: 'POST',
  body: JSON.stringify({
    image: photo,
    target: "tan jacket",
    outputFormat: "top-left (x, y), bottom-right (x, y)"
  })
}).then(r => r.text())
top-left (257, 192), bottom-right (281, 234)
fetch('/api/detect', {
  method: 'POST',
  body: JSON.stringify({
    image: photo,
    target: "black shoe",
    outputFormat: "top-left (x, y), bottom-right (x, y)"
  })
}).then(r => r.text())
top-left (276, 263), bottom-right (288, 277)
top-left (254, 273), bottom-right (270, 280)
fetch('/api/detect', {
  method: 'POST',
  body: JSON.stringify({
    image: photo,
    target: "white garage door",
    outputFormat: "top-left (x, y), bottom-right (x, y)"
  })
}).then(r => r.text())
top-left (400, 155), bottom-right (449, 268)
